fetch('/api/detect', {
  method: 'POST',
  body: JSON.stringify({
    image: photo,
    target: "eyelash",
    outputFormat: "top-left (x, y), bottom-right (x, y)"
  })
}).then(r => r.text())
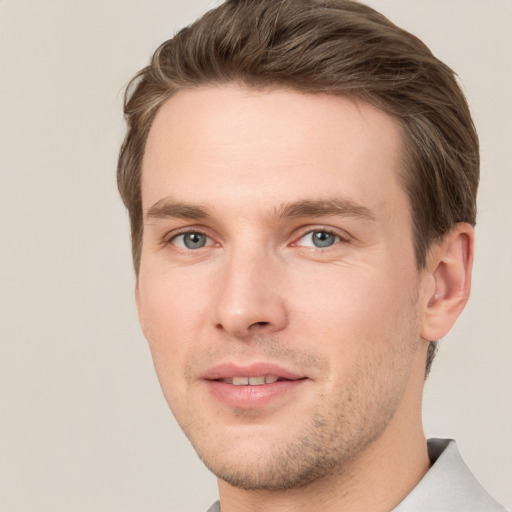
top-left (294, 228), bottom-right (348, 249)
top-left (164, 229), bottom-right (215, 248)
top-left (163, 227), bottom-right (350, 250)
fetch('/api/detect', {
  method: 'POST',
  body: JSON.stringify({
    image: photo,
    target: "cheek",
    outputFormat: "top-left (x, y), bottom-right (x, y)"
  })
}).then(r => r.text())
top-left (289, 265), bottom-right (421, 411)
top-left (288, 262), bottom-right (420, 358)
top-left (136, 268), bottom-right (212, 394)
top-left (138, 261), bottom-right (211, 337)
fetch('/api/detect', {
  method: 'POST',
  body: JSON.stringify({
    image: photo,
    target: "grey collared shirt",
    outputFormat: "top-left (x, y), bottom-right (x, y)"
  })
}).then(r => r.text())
top-left (206, 439), bottom-right (507, 511)
top-left (393, 438), bottom-right (506, 511)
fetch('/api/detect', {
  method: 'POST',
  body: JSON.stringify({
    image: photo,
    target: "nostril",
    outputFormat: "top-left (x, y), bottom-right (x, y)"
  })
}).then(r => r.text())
top-left (251, 321), bottom-right (269, 328)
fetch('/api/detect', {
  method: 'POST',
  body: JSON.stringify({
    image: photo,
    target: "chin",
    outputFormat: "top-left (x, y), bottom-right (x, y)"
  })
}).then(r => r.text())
top-left (199, 447), bottom-right (338, 491)
top-left (185, 414), bottom-right (378, 492)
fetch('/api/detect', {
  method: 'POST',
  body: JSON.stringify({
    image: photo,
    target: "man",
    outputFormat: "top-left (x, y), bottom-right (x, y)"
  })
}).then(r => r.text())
top-left (117, 0), bottom-right (507, 510)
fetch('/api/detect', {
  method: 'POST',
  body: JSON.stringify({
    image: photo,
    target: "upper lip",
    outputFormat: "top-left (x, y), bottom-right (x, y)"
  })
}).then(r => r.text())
top-left (202, 362), bottom-right (305, 381)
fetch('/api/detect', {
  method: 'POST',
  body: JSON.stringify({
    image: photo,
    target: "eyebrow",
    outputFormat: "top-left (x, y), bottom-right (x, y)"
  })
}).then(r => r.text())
top-left (271, 198), bottom-right (376, 221)
top-left (145, 196), bottom-right (375, 223)
top-left (146, 198), bottom-right (209, 221)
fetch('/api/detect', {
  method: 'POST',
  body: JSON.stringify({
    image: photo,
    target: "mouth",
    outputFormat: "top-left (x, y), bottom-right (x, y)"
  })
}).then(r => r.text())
top-left (202, 364), bottom-right (308, 409)
top-left (218, 375), bottom-right (292, 385)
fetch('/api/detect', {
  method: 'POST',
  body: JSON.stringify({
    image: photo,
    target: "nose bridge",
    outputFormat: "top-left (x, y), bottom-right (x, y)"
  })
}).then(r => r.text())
top-left (214, 239), bottom-right (287, 337)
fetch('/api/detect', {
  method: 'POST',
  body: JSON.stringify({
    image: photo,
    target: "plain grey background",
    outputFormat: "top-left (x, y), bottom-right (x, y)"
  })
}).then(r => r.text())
top-left (1, 1), bottom-right (511, 510)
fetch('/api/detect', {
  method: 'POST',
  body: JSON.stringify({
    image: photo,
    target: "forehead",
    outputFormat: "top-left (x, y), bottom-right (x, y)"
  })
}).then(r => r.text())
top-left (142, 86), bottom-right (406, 219)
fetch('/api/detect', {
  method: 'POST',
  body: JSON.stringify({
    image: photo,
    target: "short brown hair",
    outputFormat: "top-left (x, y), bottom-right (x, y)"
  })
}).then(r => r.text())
top-left (117, 0), bottom-right (479, 375)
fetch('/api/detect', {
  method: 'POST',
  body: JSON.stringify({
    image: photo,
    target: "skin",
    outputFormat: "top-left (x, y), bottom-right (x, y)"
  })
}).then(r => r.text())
top-left (136, 86), bottom-right (473, 512)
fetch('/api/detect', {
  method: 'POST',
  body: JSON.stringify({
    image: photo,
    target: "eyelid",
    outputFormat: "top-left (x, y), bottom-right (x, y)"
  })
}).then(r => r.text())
top-left (173, 233), bottom-right (214, 250)
top-left (160, 224), bottom-right (352, 249)
top-left (292, 226), bottom-right (352, 247)
top-left (163, 226), bottom-right (218, 248)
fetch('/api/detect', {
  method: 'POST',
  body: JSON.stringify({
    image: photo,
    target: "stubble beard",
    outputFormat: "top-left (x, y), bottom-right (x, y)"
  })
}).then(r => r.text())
top-left (184, 364), bottom-right (406, 492)
top-left (168, 293), bottom-right (422, 492)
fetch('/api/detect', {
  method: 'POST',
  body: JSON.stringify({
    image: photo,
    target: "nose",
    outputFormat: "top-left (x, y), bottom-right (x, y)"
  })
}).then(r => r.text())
top-left (213, 247), bottom-right (288, 339)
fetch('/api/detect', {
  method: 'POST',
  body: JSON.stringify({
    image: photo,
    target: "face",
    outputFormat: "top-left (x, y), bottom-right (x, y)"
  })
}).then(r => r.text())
top-left (137, 86), bottom-right (430, 490)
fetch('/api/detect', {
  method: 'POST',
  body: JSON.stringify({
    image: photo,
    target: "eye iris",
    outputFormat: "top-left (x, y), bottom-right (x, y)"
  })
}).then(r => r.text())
top-left (184, 232), bottom-right (207, 249)
top-left (312, 231), bottom-right (336, 247)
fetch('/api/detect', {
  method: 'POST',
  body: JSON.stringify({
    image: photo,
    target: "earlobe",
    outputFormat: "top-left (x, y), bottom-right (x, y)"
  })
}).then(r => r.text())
top-left (421, 223), bottom-right (474, 341)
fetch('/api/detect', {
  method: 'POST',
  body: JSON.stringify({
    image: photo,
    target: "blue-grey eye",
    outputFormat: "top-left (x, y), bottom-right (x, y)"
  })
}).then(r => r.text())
top-left (173, 232), bottom-right (209, 249)
top-left (299, 230), bottom-right (339, 248)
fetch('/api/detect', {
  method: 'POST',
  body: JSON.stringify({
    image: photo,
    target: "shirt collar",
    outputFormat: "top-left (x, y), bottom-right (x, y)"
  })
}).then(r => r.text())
top-left (392, 438), bottom-right (506, 511)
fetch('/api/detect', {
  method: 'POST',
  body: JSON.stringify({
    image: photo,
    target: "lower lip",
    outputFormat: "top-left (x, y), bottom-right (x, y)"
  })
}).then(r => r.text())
top-left (205, 379), bottom-right (307, 409)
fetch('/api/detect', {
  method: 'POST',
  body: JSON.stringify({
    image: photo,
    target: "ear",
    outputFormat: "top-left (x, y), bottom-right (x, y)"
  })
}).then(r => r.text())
top-left (421, 223), bottom-right (474, 341)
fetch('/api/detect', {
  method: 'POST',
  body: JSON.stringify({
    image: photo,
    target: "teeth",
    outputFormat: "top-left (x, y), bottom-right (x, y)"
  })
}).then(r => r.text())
top-left (222, 376), bottom-right (280, 386)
